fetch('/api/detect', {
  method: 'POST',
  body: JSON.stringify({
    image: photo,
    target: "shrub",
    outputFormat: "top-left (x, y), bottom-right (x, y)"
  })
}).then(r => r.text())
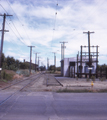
top-left (102, 77), bottom-right (106, 81)
top-left (100, 77), bottom-right (106, 81)
top-left (91, 76), bottom-right (95, 82)
top-left (1, 71), bottom-right (13, 81)
top-left (76, 77), bottom-right (78, 80)
top-left (86, 78), bottom-right (90, 82)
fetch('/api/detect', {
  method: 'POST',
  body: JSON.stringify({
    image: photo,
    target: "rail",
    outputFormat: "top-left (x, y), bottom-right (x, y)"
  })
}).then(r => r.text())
top-left (0, 73), bottom-right (42, 105)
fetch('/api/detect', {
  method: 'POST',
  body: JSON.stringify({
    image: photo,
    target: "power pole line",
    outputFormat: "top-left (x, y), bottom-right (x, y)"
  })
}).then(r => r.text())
top-left (60, 41), bottom-right (68, 60)
top-left (28, 46), bottom-right (35, 74)
top-left (52, 52), bottom-right (56, 72)
top-left (0, 13), bottom-right (12, 78)
top-left (47, 57), bottom-right (49, 70)
top-left (61, 44), bottom-right (63, 60)
top-left (38, 56), bottom-right (41, 70)
top-left (34, 52), bottom-right (40, 71)
top-left (83, 31), bottom-right (95, 78)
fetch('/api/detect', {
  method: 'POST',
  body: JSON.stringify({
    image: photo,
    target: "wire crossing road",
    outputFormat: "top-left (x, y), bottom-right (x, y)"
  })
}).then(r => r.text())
top-left (0, 92), bottom-right (107, 120)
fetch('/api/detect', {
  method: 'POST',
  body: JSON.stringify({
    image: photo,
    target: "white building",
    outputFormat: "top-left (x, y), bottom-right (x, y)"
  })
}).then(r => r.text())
top-left (61, 57), bottom-right (96, 77)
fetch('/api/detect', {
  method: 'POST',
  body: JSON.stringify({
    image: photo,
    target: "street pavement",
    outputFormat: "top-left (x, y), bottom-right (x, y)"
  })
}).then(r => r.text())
top-left (0, 92), bottom-right (107, 120)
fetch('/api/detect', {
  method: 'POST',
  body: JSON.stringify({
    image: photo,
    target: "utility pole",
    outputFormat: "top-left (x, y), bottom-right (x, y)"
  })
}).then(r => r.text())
top-left (38, 56), bottom-right (41, 70)
top-left (34, 52), bottom-right (40, 71)
top-left (28, 46), bottom-right (35, 74)
top-left (80, 46), bottom-right (82, 78)
top-left (60, 41), bottom-right (68, 60)
top-left (83, 31), bottom-right (94, 78)
top-left (47, 57), bottom-right (49, 70)
top-left (61, 44), bottom-right (63, 60)
top-left (52, 52), bottom-right (56, 72)
top-left (0, 13), bottom-right (12, 79)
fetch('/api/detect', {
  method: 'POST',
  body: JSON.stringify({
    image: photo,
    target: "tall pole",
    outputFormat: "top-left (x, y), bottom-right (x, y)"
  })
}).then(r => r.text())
top-left (28, 46), bottom-right (35, 74)
top-left (96, 45), bottom-right (98, 78)
top-left (80, 46), bottom-right (82, 78)
top-left (77, 53), bottom-right (78, 77)
top-left (61, 44), bottom-right (63, 60)
top-left (0, 13), bottom-right (12, 78)
top-left (60, 41), bottom-right (68, 60)
top-left (34, 52), bottom-right (40, 71)
top-left (38, 57), bottom-right (39, 67)
top-left (47, 57), bottom-right (49, 70)
top-left (55, 55), bottom-right (56, 72)
top-left (38, 56), bottom-right (41, 70)
top-left (52, 52), bottom-right (56, 72)
top-left (83, 31), bottom-right (94, 78)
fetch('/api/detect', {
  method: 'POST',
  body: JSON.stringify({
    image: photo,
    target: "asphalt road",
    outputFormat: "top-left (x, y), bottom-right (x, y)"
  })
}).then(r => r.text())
top-left (0, 92), bottom-right (107, 120)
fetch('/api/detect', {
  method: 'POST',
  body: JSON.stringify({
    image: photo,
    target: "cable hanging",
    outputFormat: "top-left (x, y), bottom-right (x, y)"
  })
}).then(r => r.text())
top-left (51, 0), bottom-right (58, 48)
top-left (6, 20), bottom-right (27, 45)
top-left (5, 0), bottom-right (31, 42)
top-left (0, 2), bottom-right (30, 46)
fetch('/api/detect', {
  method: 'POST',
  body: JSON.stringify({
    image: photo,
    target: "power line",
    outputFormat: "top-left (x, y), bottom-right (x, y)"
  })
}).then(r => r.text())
top-left (10, 20), bottom-right (27, 43)
top-left (5, 0), bottom-right (31, 42)
top-left (51, 0), bottom-right (59, 49)
top-left (6, 20), bottom-right (26, 45)
top-left (0, 4), bottom-right (8, 13)
top-left (0, 3), bottom-right (30, 46)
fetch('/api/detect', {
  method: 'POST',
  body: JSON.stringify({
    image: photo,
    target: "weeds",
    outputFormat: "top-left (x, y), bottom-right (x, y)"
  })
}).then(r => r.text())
top-left (99, 77), bottom-right (106, 81)
top-left (57, 89), bottom-right (93, 93)
top-left (1, 71), bottom-right (14, 81)
top-left (86, 78), bottom-right (90, 82)
top-left (91, 76), bottom-right (95, 82)
top-left (57, 88), bottom-right (107, 93)
top-left (76, 77), bottom-right (78, 80)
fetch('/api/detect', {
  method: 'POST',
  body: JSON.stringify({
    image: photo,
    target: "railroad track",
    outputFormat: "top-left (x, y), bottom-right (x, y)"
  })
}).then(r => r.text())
top-left (0, 73), bottom-right (43, 105)
top-left (46, 73), bottom-right (63, 87)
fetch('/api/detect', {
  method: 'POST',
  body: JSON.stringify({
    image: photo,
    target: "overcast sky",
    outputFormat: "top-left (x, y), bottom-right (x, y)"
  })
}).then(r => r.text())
top-left (0, 0), bottom-right (107, 67)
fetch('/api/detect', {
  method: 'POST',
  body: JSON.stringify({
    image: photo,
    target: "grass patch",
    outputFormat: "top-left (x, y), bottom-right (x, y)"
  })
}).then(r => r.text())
top-left (76, 77), bottom-right (78, 80)
top-left (57, 88), bottom-right (93, 93)
top-left (57, 88), bottom-right (107, 93)
top-left (86, 78), bottom-right (90, 82)
top-left (1, 70), bottom-right (15, 81)
top-left (91, 76), bottom-right (95, 82)
top-left (98, 89), bottom-right (107, 93)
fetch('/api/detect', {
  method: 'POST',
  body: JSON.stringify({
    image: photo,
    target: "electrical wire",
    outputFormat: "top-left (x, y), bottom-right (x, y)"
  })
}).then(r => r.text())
top-left (0, 3), bottom-right (29, 46)
top-left (0, 4), bottom-right (8, 13)
top-left (5, 0), bottom-right (31, 42)
top-left (6, 20), bottom-right (27, 45)
top-left (51, 0), bottom-right (58, 48)
top-left (77, 0), bottom-right (107, 30)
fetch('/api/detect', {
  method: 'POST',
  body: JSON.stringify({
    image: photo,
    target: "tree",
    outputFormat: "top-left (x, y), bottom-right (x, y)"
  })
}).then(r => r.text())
top-left (39, 66), bottom-right (46, 71)
top-left (6, 56), bottom-right (15, 67)
top-left (20, 62), bottom-right (29, 69)
top-left (56, 67), bottom-right (61, 71)
top-left (48, 65), bottom-right (55, 71)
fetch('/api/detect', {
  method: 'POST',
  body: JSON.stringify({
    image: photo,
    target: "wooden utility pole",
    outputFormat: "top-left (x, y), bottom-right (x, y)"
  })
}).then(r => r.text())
top-left (60, 41), bottom-right (68, 60)
top-left (52, 52), bottom-right (56, 72)
top-left (38, 56), bottom-right (41, 70)
top-left (96, 45), bottom-right (99, 78)
top-left (80, 46), bottom-right (82, 78)
top-left (61, 44), bottom-right (63, 60)
top-left (83, 31), bottom-right (94, 78)
top-left (34, 52), bottom-right (40, 71)
top-left (77, 53), bottom-right (79, 77)
top-left (0, 13), bottom-right (12, 78)
top-left (47, 57), bottom-right (49, 70)
top-left (28, 46), bottom-right (35, 74)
